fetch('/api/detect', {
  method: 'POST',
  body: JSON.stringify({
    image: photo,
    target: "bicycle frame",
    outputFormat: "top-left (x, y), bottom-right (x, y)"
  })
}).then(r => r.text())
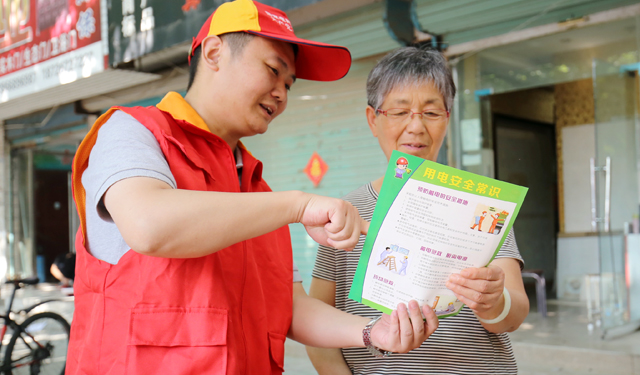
top-left (0, 282), bottom-right (63, 353)
top-left (0, 318), bottom-right (46, 372)
top-left (0, 281), bottom-right (69, 373)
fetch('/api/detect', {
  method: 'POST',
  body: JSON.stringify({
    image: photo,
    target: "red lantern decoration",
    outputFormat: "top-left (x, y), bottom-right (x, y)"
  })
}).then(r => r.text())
top-left (303, 152), bottom-right (329, 187)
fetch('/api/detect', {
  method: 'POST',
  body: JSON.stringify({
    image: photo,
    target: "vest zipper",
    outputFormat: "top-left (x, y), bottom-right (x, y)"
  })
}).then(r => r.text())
top-left (230, 144), bottom-right (248, 371)
top-left (239, 241), bottom-right (248, 372)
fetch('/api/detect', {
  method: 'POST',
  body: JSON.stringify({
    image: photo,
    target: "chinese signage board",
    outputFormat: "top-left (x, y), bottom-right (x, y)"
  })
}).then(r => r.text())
top-left (0, 0), bottom-right (106, 102)
top-left (109, 0), bottom-right (321, 66)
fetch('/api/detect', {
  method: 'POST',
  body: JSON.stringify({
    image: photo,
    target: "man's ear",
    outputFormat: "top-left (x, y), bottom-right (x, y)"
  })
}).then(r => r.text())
top-left (200, 35), bottom-right (223, 72)
top-left (365, 105), bottom-right (379, 138)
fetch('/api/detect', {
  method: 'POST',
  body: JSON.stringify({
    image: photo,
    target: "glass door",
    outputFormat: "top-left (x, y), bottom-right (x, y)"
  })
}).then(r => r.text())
top-left (592, 59), bottom-right (640, 338)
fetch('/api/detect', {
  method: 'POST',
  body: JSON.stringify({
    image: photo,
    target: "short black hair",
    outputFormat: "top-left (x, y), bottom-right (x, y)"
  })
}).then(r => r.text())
top-left (187, 45), bottom-right (202, 92)
top-left (187, 32), bottom-right (299, 92)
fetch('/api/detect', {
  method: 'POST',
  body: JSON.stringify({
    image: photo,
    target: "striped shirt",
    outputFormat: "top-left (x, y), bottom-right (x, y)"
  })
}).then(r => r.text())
top-left (312, 183), bottom-right (524, 375)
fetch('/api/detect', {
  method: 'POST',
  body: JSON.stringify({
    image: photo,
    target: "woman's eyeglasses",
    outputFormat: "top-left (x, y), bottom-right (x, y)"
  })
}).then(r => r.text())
top-left (376, 108), bottom-right (450, 125)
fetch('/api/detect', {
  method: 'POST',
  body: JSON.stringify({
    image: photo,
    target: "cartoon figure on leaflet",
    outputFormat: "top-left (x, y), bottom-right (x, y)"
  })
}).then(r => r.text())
top-left (394, 157), bottom-right (412, 179)
top-left (470, 211), bottom-right (487, 231)
top-left (489, 212), bottom-right (501, 234)
top-left (398, 256), bottom-right (409, 276)
top-left (488, 210), bottom-right (510, 235)
top-left (435, 302), bottom-right (457, 316)
top-left (431, 296), bottom-right (460, 316)
top-left (377, 247), bottom-right (397, 271)
top-left (431, 296), bottom-right (440, 310)
top-left (379, 247), bottom-right (393, 263)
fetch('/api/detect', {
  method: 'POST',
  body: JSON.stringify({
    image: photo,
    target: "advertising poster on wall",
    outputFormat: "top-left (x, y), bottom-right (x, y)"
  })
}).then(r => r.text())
top-left (0, 0), bottom-right (106, 102)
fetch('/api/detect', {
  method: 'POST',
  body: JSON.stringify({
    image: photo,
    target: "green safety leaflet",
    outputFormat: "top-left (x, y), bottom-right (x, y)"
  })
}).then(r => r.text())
top-left (349, 150), bottom-right (528, 318)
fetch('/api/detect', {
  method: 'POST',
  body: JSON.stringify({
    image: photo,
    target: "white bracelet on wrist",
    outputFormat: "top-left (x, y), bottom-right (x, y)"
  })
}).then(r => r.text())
top-left (474, 288), bottom-right (511, 324)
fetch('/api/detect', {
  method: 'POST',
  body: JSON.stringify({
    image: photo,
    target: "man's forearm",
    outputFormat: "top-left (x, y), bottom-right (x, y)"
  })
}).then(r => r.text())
top-left (105, 177), bottom-right (308, 258)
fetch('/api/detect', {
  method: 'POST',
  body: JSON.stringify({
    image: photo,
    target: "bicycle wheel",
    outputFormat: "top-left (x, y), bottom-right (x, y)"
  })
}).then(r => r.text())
top-left (3, 312), bottom-right (70, 375)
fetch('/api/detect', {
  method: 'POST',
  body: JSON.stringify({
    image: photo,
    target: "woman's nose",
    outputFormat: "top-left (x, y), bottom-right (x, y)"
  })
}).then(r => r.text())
top-left (405, 114), bottom-right (426, 134)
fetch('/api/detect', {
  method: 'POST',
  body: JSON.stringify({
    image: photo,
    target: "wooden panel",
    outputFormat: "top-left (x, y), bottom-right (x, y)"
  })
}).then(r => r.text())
top-left (490, 88), bottom-right (555, 124)
top-left (555, 79), bottom-right (594, 128)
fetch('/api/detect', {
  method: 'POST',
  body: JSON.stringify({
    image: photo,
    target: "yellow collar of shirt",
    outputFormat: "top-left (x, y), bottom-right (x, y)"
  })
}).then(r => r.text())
top-left (157, 91), bottom-right (210, 132)
top-left (156, 91), bottom-right (248, 167)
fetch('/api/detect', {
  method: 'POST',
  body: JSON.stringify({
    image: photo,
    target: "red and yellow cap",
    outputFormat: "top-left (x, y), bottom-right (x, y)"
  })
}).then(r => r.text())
top-left (189, 0), bottom-right (351, 82)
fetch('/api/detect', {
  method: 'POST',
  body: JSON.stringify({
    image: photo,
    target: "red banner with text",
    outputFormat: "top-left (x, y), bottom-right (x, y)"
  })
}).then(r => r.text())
top-left (0, 0), bottom-right (105, 102)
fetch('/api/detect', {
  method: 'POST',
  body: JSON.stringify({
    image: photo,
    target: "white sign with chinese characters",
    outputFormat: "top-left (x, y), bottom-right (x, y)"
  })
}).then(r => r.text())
top-left (0, 0), bottom-right (105, 102)
top-left (0, 41), bottom-right (104, 103)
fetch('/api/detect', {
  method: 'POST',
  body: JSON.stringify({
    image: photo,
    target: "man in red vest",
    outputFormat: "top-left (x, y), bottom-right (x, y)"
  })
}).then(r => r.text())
top-left (67, 1), bottom-right (438, 374)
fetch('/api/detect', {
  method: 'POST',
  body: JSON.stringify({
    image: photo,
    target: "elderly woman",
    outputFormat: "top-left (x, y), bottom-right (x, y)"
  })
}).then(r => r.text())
top-left (307, 47), bottom-right (529, 375)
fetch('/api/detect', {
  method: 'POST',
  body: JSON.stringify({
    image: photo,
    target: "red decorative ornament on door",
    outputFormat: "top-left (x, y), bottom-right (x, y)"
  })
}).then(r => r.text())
top-left (303, 152), bottom-right (329, 187)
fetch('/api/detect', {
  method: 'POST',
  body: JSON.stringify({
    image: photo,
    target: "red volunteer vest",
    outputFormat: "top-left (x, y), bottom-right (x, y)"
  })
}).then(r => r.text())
top-left (66, 99), bottom-right (293, 374)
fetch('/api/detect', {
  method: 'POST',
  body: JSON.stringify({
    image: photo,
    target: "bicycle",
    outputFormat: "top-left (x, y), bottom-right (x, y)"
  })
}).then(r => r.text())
top-left (0, 277), bottom-right (70, 375)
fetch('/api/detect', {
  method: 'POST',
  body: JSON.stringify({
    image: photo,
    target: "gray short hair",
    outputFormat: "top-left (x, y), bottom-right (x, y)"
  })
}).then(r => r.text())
top-left (366, 47), bottom-right (456, 111)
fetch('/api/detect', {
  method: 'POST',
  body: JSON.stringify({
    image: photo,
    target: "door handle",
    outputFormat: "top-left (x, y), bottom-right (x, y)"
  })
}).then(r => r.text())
top-left (604, 156), bottom-right (611, 233)
top-left (590, 158), bottom-right (597, 232)
top-left (589, 157), bottom-right (612, 233)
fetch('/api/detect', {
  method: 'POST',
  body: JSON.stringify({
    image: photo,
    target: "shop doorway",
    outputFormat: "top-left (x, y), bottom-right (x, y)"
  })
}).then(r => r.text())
top-left (493, 114), bottom-right (558, 295)
top-left (7, 144), bottom-right (81, 280)
top-left (34, 169), bottom-right (70, 282)
top-left (484, 87), bottom-right (559, 296)
top-left (458, 14), bottom-right (640, 338)
top-left (4, 104), bottom-right (88, 280)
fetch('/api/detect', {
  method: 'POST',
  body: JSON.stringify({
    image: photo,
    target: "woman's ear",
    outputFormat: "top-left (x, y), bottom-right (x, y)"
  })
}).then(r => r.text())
top-left (365, 105), bottom-right (379, 138)
top-left (200, 35), bottom-right (223, 72)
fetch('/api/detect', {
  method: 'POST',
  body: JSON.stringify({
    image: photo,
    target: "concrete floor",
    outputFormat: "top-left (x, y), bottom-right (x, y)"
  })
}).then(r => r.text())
top-left (3, 284), bottom-right (639, 374)
top-left (511, 300), bottom-right (640, 375)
